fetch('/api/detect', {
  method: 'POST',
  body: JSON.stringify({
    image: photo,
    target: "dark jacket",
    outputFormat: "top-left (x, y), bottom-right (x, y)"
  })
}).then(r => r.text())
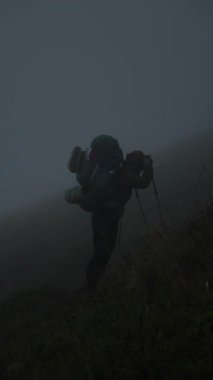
top-left (78, 164), bottom-right (153, 213)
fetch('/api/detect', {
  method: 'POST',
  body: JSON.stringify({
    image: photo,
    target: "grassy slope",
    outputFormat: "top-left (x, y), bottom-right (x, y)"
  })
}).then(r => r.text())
top-left (0, 203), bottom-right (212, 380)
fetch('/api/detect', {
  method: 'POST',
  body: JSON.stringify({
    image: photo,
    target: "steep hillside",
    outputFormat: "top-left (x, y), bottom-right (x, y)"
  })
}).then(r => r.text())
top-left (0, 203), bottom-right (212, 380)
top-left (0, 129), bottom-right (212, 300)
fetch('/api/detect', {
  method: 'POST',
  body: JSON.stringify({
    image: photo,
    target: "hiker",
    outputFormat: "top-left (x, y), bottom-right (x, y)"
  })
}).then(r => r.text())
top-left (65, 135), bottom-right (153, 291)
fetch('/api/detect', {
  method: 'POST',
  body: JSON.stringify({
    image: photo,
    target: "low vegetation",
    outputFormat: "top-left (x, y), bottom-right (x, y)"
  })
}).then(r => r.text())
top-left (0, 204), bottom-right (212, 379)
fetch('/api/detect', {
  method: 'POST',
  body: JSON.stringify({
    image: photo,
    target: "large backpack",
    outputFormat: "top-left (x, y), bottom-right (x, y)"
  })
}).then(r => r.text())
top-left (76, 135), bottom-right (124, 200)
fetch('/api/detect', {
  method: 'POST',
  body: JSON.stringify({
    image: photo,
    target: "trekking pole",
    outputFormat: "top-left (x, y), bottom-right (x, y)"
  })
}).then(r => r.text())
top-left (152, 177), bottom-right (167, 231)
top-left (134, 188), bottom-right (149, 228)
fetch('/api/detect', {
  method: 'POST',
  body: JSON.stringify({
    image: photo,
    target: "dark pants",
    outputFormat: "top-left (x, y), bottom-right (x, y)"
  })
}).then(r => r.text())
top-left (85, 208), bottom-right (123, 291)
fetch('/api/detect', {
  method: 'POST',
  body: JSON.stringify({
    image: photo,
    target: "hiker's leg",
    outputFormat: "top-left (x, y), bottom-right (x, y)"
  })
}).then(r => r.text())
top-left (85, 211), bottom-right (121, 290)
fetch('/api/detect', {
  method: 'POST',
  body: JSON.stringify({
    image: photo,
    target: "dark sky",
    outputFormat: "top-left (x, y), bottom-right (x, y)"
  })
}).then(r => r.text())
top-left (0, 0), bottom-right (212, 216)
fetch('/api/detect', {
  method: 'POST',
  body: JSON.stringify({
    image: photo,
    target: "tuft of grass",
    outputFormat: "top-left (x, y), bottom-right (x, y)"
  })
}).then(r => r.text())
top-left (0, 204), bottom-right (212, 380)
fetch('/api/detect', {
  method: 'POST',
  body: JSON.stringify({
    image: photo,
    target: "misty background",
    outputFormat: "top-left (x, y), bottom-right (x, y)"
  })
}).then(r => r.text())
top-left (0, 0), bottom-right (213, 217)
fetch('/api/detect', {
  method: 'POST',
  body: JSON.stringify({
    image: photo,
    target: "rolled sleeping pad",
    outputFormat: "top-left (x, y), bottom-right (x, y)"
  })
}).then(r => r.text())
top-left (64, 186), bottom-right (85, 204)
top-left (64, 186), bottom-right (98, 212)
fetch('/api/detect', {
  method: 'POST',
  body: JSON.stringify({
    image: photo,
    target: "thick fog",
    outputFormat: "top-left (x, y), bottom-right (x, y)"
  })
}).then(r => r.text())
top-left (0, 0), bottom-right (212, 217)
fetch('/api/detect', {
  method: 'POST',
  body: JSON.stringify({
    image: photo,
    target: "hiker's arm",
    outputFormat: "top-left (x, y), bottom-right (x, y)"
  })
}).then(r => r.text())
top-left (120, 154), bottom-right (153, 189)
top-left (118, 165), bottom-right (153, 189)
top-left (132, 165), bottom-right (153, 189)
